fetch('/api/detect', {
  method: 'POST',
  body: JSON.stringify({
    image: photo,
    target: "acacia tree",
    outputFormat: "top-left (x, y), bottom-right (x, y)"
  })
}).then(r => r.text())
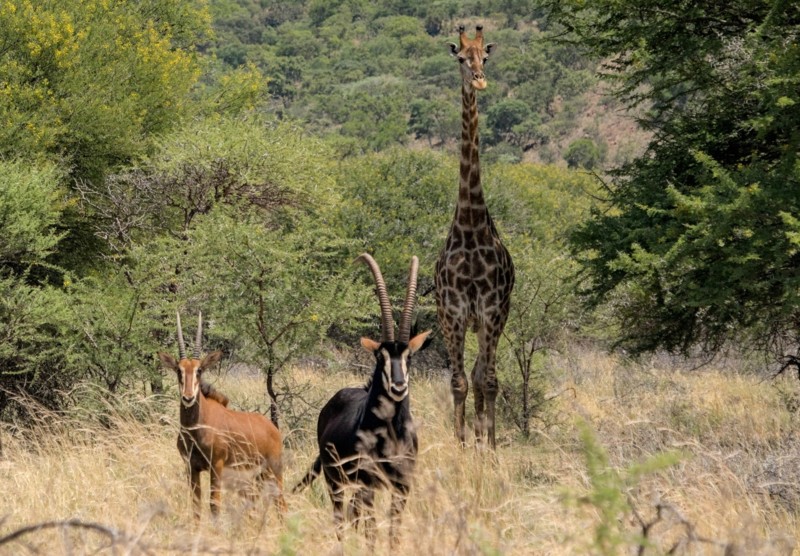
top-left (543, 0), bottom-right (800, 359)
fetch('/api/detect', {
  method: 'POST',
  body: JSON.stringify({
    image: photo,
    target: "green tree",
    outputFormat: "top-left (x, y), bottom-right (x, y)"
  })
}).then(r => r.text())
top-left (0, 0), bottom-right (209, 181)
top-left (0, 160), bottom-right (65, 277)
top-left (485, 98), bottom-right (531, 145)
top-left (564, 138), bottom-right (603, 169)
top-left (545, 0), bottom-right (800, 358)
top-left (489, 164), bottom-right (595, 436)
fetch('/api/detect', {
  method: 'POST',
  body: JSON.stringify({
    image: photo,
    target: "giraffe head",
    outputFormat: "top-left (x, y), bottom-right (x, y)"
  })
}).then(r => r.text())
top-left (448, 24), bottom-right (495, 91)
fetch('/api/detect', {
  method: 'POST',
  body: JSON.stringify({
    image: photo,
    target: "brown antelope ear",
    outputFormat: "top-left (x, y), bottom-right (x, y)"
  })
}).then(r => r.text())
top-left (200, 350), bottom-right (222, 370)
top-left (408, 330), bottom-right (432, 354)
top-left (158, 352), bottom-right (179, 372)
top-left (360, 337), bottom-right (381, 353)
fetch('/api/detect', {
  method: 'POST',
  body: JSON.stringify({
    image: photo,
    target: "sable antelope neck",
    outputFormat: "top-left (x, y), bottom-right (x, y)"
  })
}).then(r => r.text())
top-left (294, 254), bottom-right (431, 547)
top-left (158, 312), bottom-right (286, 518)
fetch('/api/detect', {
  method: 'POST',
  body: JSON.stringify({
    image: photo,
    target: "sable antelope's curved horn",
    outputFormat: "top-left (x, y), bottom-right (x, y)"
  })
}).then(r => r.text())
top-left (176, 312), bottom-right (187, 361)
top-left (398, 256), bottom-right (419, 344)
top-left (355, 253), bottom-right (395, 343)
top-left (194, 312), bottom-right (203, 359)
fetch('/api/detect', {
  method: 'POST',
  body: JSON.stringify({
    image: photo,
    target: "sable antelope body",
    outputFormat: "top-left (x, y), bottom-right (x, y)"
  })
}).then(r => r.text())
top-left (159, 313), bottom-right (286, 518)
top-left (294, 254), bottom-right (430, 545)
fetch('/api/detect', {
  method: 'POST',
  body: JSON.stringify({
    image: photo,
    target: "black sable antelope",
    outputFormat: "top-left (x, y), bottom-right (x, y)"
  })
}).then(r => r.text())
top-left (294, 254), bottom-right (431, 546)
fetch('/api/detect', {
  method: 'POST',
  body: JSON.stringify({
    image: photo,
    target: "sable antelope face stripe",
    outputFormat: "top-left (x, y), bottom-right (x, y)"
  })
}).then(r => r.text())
top-left (380, 348), bottom-right (410, 402)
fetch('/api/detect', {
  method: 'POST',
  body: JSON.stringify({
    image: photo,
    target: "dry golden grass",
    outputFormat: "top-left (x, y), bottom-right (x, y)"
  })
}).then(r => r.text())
top-left (2, 348), bottom-right (799, 555)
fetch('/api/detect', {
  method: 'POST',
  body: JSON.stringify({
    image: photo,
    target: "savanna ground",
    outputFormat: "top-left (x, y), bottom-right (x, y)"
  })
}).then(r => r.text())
top-left (2, 346), bottom-right (799, 555)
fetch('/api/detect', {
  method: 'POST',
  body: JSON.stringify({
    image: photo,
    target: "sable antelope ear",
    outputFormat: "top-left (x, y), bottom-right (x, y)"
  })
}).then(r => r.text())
top-left (360, 337), bottom-right (381, 353)
top-left (408, 330), bottom-right (432, 354)
top-left (448, 42), bottom-right (459, 57)
top-left (200, 350), bottom-right (222, 370)
top-left (158, 352), bottom-right (179, 372)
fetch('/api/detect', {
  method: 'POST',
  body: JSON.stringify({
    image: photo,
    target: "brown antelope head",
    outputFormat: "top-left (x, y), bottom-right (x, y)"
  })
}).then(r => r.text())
top-left (356, 254), bottom-right (431, 402)
top-left (159, 312), bottom-right (221, 408)
top-left (448, 24), bottom-right (495, 91)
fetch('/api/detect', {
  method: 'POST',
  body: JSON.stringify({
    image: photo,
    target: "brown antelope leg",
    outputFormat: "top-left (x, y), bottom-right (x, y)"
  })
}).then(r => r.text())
top-left (209, 460), bottom-right (224, 517)
top-left (268, 456), bottom-right (287, 514)
top-left (190, 467), bottom-right (202, 520)
top-left (259, 465), bottom-right (287, 515)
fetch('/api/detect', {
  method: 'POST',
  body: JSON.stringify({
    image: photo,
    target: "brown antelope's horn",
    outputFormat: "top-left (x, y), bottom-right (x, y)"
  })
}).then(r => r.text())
top-left (176, 312), bottom-right (187, 361)
top-left (356, 253), bottom-right (395, 343)
top-left (398, 256), bottom-right (419, 343)
top-left (194, 312), bottom-right (203, 359)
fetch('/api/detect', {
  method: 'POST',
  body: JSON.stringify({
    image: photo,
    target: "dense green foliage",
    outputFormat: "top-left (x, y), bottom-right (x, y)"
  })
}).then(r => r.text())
top-left (546, 0), bottom-right (800, 357)
top-left (205, 0), bottom-right (596, 159)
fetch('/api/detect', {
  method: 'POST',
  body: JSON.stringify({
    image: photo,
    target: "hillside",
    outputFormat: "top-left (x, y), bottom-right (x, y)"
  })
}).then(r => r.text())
top-left (205, 0), bottom-right (645, 168)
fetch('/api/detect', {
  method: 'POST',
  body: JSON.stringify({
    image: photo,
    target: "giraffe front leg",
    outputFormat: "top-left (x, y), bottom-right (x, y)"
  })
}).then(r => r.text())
top-left (437, 282), bottom-right (469, 445)
top-left (479, 322), bottom-right (503, 450)
top-left (471, 351), bottom-right (488, 446)
top-left (445, 321), bottom-right (468, 446)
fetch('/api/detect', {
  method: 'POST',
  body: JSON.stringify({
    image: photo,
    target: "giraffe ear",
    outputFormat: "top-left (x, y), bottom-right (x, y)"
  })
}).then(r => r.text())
top-left (485, 43), bottom-right (496, 55)
top-left (448, 43), bottom-right (459, 57)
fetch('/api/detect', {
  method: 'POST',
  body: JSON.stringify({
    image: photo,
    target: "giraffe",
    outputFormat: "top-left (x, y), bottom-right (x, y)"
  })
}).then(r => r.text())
top-left (435, 24), bottom-right (514, 450)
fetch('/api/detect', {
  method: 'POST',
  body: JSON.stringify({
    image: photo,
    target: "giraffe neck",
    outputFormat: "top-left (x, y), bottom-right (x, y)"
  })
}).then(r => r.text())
top-left (455, 83), bottom-right (488, 230)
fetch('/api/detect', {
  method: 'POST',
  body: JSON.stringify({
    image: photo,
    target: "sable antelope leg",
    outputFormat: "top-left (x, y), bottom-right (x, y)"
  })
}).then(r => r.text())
top-left (352, 488), bottom-right (376, 549)
top-left (389, 488), bottom-right (409, 548)
top-left (210, 459), bottom-right (224, 517)
top-left (330, 486), bottom-right (345, 541)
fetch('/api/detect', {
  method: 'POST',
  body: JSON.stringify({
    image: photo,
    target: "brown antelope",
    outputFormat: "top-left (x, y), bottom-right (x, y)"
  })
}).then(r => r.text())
top-left (158, 312), bottom-right (286, 519)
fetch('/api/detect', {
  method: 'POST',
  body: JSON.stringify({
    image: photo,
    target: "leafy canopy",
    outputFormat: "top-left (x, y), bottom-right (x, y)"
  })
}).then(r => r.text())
top-left (546, 0), bottom-right (800, 356)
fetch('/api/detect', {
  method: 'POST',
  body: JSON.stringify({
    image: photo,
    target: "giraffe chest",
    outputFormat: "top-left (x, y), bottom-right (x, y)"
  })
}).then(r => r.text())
top-left (435, 242), bottom-right (514, 315)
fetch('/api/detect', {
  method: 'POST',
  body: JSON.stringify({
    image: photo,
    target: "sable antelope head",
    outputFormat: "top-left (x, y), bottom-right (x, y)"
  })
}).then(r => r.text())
top-left (356, 254), bottom-right (431, 402)
top-left (158, 312), bottom-right (221, 408)
top-left (448, 24), bottom-right (495, 91)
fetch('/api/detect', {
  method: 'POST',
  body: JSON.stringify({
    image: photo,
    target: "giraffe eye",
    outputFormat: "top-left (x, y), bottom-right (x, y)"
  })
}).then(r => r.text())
top-left (458, 56), bottom-right (466, 64)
